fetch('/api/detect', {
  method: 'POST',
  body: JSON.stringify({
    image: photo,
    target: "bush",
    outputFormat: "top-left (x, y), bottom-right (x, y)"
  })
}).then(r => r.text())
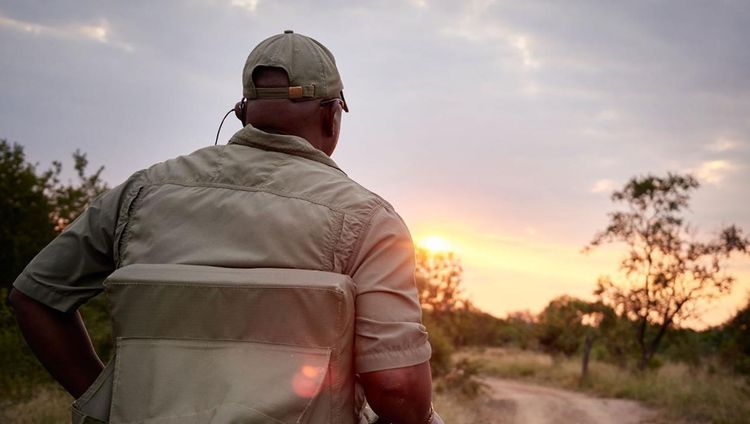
top-left (426, 320), bottom-right (454, 377)
top-left (435, 358), bottom-right (486, 397)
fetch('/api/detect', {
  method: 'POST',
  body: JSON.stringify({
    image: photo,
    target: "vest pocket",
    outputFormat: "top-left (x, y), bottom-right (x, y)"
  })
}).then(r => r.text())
top-left (109, 338), bottom-right (332, 424)
top-left (71, 360), bottom-right (115, 423)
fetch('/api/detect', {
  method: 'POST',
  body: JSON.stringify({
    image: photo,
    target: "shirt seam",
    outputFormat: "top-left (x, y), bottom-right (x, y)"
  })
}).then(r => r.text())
top-left (355, 341), bottom-right (431, 359)
top-left (12, 273), bottom-right (85, 312)
top-left (140, 181), bottom-right (348, 215)
top-left (343, 204), bottom-right (387, 275)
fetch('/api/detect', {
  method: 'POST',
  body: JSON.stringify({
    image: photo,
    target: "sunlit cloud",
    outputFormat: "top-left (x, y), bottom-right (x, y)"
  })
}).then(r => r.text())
top-left (693, 160), bottom-right (735, 185)
top-left (706, 136), bottom-right (740, 153)
top-left (591, 179), bottom-right (618, 193)
top-left (408, 0), bottom-right (429, 9)
top-left (230, 0), bottom-right (260, 13)
top-left (0, 13), bottom-right (132, 52)
top-left (511, 35), bottom-right (540, 70)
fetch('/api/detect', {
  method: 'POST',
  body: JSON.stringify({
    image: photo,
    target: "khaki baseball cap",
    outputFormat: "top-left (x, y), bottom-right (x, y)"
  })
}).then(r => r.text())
top-left (243, 30), bottom-right (349, 112)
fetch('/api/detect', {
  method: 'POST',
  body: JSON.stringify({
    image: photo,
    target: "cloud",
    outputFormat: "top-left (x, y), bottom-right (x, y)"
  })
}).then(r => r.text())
top-left (706, 136), bottom-right (741, 153)
top-left (0, 13), bottom-right (133, 52)
top-left (440, 0), bottom-right (541, 71)
top-left (408, 0), bottom-right (429, 9)
top-left (591, 179), bottom-right (618, 193)
top-left (511, 35), bottom-right (540, 70)
top-left (230, 0), bottom-right (260, 13)
top-left (694, 160), bottom-right (735, 185)
top-left (596, 109), bottom-right (620, 122)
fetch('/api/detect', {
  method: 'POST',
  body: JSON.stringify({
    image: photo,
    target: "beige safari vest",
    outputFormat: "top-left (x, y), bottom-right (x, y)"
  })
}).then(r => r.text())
top-left (72, 265), bottom-right (357, 423)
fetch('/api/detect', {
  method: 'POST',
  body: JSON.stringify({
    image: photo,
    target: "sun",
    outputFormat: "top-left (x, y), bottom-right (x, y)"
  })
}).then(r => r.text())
top-left (418, 235), bottom-right (453, 253)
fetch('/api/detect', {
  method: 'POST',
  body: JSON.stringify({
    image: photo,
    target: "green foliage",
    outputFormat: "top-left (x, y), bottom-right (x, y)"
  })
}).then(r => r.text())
top-left (719, 296), bottom-right (750, 376)
top-left (595, 307), bottom-right (638, 367)
top-left (424, 315), bottom-right (455, 377)
top-left (0, 140), bottom-right (108, 289)
top-left (78, 296), bottom-right (114, 363)
top-left (585, 172), bottom-right (749, 370)
top-left (43, 149), bottom-right (107, 231)
top-left (499, 310), bottom-right (539, 350)
top-left (536, 296), bottom-right (592, 356)
top-left (0, 141), bottom-right (56, 288)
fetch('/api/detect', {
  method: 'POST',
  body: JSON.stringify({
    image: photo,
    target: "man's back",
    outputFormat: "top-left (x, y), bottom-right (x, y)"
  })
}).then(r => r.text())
top-left (120, 125), bottom-right (387, 274)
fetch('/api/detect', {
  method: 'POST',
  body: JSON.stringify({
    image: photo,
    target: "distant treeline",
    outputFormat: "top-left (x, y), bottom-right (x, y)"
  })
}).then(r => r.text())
top-left (422, 295), bottom-right (750, 378)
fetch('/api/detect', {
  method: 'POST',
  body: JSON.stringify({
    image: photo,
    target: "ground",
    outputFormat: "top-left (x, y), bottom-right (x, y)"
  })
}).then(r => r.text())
top-left (483, 377), bottom-right (659, 424)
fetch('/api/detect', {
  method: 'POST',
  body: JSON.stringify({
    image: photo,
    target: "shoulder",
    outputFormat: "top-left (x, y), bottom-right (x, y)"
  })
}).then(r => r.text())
top-left (139, 146), bottom-right (223, 184)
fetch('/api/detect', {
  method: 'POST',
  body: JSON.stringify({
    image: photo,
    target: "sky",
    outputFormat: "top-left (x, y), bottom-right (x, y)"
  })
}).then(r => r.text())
top-left (1, 0), bottom-right (749, 327)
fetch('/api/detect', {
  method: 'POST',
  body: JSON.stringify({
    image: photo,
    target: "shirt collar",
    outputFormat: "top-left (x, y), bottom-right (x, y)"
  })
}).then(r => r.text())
top-left (227, 124), bottom-right (344, 174)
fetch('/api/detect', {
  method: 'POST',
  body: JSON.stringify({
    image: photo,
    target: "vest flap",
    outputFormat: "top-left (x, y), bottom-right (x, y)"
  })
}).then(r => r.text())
top-left (104, 265), bottom-right (355, 348)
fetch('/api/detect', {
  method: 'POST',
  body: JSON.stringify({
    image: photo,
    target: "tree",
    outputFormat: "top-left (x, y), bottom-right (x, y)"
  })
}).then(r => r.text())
top-left (0, 139), bottom-right (107, 289)
top-left (536, 295), bottom-right (593, 357)
top-left (43, 149), bottom-right (107, 232)
top-left (585, 173), bottom-right (749, 370)
top-left (415, 247), bottom-right (469, 313)
top-left (0, 141), bottom-right (55, 288)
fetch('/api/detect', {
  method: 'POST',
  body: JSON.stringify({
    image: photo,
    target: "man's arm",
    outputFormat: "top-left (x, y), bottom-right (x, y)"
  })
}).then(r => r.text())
top-left (8, 180), bottom-right (135, 396)
top-left (360, 361), bottom-right (433, 424)
top-left (347, 206), bottom-right (438, 423)
top-left (9, 288), bottom-right (104, 399)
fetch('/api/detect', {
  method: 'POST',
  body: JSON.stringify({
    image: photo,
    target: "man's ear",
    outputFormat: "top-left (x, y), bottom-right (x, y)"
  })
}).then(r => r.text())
top-left (319, 103), bottom-right (341, 156)
top-left (321, 103), bottom-right (338, 138)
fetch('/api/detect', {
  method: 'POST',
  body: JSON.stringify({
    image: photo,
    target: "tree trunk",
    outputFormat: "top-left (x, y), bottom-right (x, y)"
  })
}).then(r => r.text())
top-left (638, 317), bottom-right (673, 371)
top-left (637, 348), bottom-right (650, 371)
top-left (580, 333), bottom-right (594, 383)
top-left (636, 317), bottom-right (649, 371)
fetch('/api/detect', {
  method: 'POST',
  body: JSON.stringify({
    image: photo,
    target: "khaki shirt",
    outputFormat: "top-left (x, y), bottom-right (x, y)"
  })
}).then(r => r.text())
top-left (13, 125), bottom-right (430, 373)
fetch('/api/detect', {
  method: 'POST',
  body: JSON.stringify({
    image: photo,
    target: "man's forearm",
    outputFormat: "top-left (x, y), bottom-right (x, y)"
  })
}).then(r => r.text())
top-left (360, 361), bottom-right (433, 424)
top-left (9, 288), bottom-right (104, 399)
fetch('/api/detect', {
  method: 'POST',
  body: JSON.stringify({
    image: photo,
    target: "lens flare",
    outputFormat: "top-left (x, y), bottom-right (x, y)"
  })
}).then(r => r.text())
top-left (292, 364), bottom-right (325, 398)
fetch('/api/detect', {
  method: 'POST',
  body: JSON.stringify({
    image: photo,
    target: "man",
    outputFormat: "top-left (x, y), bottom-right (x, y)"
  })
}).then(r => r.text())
top-left (9, 31), bottom-right (440, 423)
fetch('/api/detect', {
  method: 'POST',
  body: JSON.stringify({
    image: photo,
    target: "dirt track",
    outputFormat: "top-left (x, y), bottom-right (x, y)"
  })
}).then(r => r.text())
top-left (483, 378), bottom-right (658, 424)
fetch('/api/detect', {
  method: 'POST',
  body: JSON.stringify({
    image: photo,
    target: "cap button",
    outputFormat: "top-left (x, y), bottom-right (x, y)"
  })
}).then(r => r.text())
top-left (284, 30), bottom-right (294, 34)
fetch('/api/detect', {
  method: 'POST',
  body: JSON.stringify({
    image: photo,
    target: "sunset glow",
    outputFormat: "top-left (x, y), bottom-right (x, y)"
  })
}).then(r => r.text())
top-left (418, 235), bottom-right (454, 253)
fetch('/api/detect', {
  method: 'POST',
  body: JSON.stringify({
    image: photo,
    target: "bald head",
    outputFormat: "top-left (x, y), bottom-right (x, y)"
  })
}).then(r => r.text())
top-left (241, 67), bottom-right (343, 156)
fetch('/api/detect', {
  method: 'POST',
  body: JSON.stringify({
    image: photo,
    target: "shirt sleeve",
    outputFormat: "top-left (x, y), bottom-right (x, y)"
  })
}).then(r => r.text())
top-left (348, 206), bottom-right (431, 374)
top-left (12, 181), bottom-right (131, 313)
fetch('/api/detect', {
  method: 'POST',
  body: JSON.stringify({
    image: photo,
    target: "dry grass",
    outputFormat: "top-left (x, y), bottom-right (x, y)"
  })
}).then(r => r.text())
top-left (433, 390), bottom-right (499, 424)
top-left (460, 347), bottom-right (750, 424)
top-left (0, 384), bottom-right (70, 424)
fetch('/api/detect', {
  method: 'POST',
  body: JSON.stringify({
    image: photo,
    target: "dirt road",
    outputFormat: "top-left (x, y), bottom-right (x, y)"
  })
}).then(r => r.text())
top-left (483, 378), bottom-right (658, 424)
